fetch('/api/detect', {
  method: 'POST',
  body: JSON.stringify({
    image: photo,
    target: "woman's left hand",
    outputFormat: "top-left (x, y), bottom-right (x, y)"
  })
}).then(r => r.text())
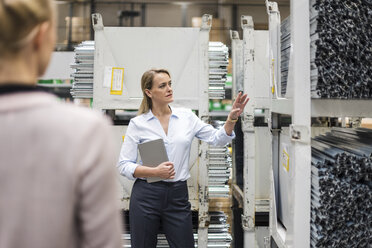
top-left (229, 92), bottom-right (249, 120)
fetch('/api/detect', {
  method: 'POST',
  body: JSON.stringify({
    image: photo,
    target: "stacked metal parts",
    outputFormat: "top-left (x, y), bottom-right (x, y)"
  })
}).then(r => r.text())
top-left (208, 146), bottom-right (232, 198)
top-left (70, 41), bottom-right (95, 98)
top-left (121, 211), bottom-right (232, 247)
top-left (204, 211), bottom-right (232, 248)
top-left (280, 17), bottom-right (291, 97)
top-left (311, 128), bottom-right (372, 247)
top-left (209, 42), bottom-right (229, 99)
top-left (310, 0), bottom-right (372, 98)
top-left (208, 120), bottom-right (232, 198)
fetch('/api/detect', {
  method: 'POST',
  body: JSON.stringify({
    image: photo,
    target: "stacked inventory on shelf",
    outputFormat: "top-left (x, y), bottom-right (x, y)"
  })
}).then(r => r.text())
top-left (122, 211), bottom-right (232, 248)
top-left (208, 146), bottom-right (232, 198)
top-left (70, 41), bottom-right (95, 98)
top-left (310, 0), bottom-right (372, 98)
top-left (280, 17), bottom-right (291, 97)
top-left (209, 42), bottom-right (229, 99)
top-left (311, 128), bottom-right (372, 248)
top-left (208, 120), bottom-right (232, 198)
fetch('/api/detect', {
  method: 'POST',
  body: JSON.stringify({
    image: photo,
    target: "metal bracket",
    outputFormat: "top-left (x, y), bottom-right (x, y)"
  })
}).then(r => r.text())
top-left (241, 214), bottom-right (255, 231)
top-left (265, 1), bottom-right (279, 14)
top-left (241, 15), bottom-right (254, 29)
top-left (290, 124), bottom-right (310, 143)
top-left (200, 115), bottom-right (210, 123)
top-left (92, 13), bottom-right (104, 31)
top-left (230, 30), bottom-right (240, 40)
top-left (198, 213), bottom-right (210, 228)
top-left (198, 185), bottom-right (208, 204)
top-left (241, 114), bottom-right (254, 132)
top-left (201, 14), bottom-right (212, 31)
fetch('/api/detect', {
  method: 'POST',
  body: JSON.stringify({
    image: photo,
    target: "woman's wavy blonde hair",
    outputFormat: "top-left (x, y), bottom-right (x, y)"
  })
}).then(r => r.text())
top-left (138, 69), bottom-right (171, 115)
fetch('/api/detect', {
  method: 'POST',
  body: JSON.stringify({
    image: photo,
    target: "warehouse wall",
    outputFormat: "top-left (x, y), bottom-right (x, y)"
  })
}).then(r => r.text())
top-left (54, 0), bottom-right (289, 48)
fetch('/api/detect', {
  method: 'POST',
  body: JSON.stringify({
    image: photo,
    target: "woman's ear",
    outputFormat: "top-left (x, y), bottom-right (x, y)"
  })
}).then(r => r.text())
top-left (32, 22), bottom-right (50, 51)
top-left (145, 89), bottom-right (152, 98)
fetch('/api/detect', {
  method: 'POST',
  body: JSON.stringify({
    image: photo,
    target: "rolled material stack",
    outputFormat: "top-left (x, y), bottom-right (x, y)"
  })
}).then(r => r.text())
top-left (209, 42), bottom-right (229, 99)
top-left (310, 0), bottom-right (372, 98)
top-left (280, 17), bottom-right (291, 97)
top-left (311, 128), bottom-right (372, 247)
top-left (70, 41), bottom-right (95, 99)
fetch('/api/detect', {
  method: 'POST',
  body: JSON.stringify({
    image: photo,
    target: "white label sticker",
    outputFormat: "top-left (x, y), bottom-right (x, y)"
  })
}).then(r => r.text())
top-left (103, 66), bottom-right (113, 88)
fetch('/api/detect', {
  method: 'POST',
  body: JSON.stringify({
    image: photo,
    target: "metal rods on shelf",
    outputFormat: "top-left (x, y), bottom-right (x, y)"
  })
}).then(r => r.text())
top-left (281, 0), bottom-right (372, 98)
top-left (311, 128), bottom-right (372, 247)
top-left (310, 0), bottom-right (372, 98)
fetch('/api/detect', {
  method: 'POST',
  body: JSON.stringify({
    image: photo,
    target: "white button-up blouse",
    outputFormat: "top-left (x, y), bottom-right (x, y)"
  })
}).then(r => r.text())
top-left (117, 107), bottom-right (235, 181)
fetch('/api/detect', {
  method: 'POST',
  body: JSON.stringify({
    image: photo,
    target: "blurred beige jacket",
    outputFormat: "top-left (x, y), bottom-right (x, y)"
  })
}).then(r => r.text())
top-left (0, 91), bottom-right (123, 248)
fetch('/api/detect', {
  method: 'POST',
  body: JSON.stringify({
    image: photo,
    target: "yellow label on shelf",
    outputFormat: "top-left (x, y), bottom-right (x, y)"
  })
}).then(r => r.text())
top-left (281, 147), bottom-right (290, 172)
top-left (110, 67), bottom-right (124, 95)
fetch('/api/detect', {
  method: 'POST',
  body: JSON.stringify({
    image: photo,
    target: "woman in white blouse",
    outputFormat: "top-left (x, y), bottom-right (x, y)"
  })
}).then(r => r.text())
top-left (118, 69), bottom-right (248, 248)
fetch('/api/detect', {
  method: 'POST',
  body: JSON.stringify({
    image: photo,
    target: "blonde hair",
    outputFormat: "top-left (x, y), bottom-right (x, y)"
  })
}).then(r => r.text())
top-left (0, 0), bottom-right (54, 57)
top-left (138, 69), bottom-right (171, 115)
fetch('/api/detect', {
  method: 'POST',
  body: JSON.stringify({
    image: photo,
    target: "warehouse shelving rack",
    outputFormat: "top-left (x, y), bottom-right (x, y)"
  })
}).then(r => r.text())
top-left (91, 13), bottom-right (213, 247)
top-left (230, 16), bottom-right (272, 248)
top-left (267, 0), bottom-right (372, 247)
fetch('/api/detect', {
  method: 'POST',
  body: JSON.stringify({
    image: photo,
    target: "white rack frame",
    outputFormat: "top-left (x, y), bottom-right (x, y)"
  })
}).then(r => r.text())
top-left (268, 0), bottom-right (311, 246)
top-left (268, 0), bottom-right (372, 247)
top-left (91, 13), bottom-right (212, 248)
top-left (231, 16), bottom-right (271, 248)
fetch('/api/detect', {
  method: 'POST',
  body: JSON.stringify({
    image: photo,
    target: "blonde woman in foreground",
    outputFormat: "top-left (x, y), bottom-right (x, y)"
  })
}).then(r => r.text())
top-left (0, 1), bottom-right (122, 247)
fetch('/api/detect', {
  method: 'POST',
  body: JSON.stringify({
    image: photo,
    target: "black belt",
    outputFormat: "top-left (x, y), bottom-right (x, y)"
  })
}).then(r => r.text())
top-left (137, 178), bottom-right (186, 186)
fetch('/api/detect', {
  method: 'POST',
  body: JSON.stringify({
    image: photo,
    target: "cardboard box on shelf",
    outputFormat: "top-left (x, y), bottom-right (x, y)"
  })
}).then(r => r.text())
top-left (209, 197), bottom-right (231, 211)
top-left (361, 118), bottom-right (372, 129)
top-left (191, 17), bottom-right (228, 44)
top-left (65, 17), bottom-right (90, 43)
top-left (227, 58), bottom-right (232, 74)
top-left (209, 197), bottom-right (233, 234)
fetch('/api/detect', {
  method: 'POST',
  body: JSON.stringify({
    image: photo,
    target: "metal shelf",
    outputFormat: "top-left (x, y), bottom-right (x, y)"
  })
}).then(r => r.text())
top-left (37, 84), bottom-right (72, 88)
top-left (271, 98), bottom-right (372, 118)
top-left (271, 99), bottom-right (292, 115)
top-left (209, 111), bottom-right (230, 117)
top-left (311, 99), bottom-right (372, 118)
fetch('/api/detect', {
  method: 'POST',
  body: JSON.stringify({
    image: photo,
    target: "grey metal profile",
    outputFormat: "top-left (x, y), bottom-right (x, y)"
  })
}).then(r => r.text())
top-left (311, 128), bottom-right (372, 247)
top-left (70, 40), bottom-right (95, 98)
top-left (209, 42), bottom-right (229, 100)
top-left (208, 145), bottom-right (232, 198)
top-left (310, 0), bottom-right (372, 98)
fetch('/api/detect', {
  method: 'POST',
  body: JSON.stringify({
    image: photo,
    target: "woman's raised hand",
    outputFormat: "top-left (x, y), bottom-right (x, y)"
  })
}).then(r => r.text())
top-left (228, 92), bottom-right (249, 120)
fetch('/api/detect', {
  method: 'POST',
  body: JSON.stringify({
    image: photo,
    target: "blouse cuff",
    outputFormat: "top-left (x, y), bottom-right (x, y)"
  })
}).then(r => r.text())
top-left (124, 163), bottom-right (139, 180)
top-left (219, 126), bottom-right (236, 140)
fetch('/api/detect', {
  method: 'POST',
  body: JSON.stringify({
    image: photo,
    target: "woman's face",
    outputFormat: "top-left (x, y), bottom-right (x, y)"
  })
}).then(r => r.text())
top-left (146, 72), bottom-right (174, 105)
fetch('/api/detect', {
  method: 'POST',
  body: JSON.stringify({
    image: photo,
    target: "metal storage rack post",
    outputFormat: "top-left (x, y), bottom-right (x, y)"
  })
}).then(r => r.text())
top-left (231, 16), bottom-right (271, 248)
top-left (91, 13), bottom-right (212, 247)
top-left (268, 0), bottom-right (312, 246)
top-left (268, 0), bottom-right (372, 247)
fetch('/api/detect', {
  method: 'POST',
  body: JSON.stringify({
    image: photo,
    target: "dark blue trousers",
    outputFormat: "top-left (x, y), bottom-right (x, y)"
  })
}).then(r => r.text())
top-left (129, 179), bottom-right (194, 248)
